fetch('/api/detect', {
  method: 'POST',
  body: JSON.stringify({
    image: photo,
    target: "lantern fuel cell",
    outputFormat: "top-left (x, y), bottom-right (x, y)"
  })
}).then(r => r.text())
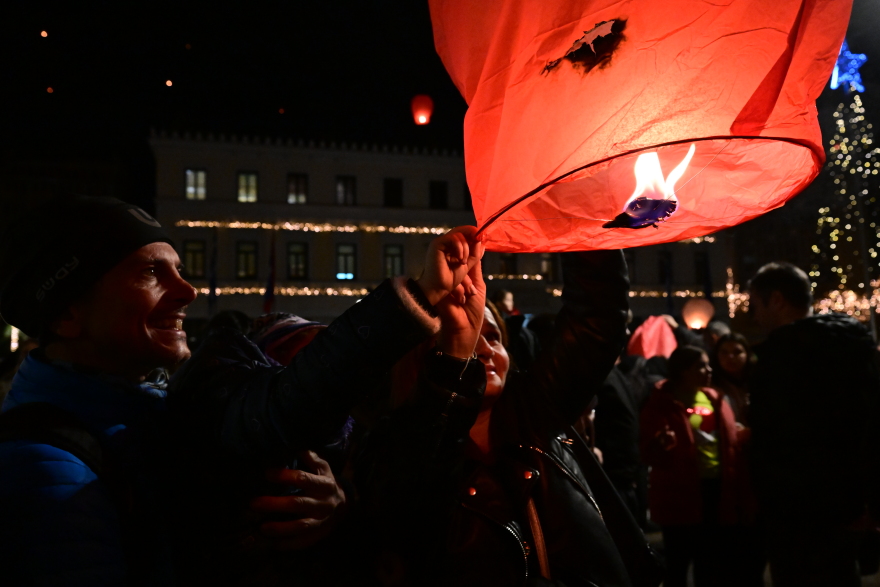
top-left (429, 0), bottom-right (852, 252)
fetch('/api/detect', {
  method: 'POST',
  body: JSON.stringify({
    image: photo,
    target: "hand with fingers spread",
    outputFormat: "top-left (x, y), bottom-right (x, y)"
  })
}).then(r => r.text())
top-left (250, 450), bottom-right (346, 551)
top-left (416, 226), bottom-right (485, 307)
top-left (436, 252), bottom-right (486, 359)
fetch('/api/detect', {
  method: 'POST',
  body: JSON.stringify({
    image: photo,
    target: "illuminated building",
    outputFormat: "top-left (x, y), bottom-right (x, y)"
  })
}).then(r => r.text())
top-left (152, 131), bottom-right (739, 325)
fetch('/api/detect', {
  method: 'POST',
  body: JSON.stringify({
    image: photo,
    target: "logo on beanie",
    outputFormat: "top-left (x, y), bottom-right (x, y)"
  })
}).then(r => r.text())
top-left (128, 207), bottom-right (162, 228)
top-left (36, 257), bottom-right (80, 302)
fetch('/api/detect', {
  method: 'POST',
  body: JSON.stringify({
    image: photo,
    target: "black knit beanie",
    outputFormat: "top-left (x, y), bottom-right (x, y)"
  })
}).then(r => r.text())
top-left (0, 196), bottom-right (174, 337)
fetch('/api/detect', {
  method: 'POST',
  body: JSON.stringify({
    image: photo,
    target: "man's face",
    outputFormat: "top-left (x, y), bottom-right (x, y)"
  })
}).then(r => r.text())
top-left (748, 289), bottom-right (774, 333)
top-left (72, 242), bottom-right (197, 378)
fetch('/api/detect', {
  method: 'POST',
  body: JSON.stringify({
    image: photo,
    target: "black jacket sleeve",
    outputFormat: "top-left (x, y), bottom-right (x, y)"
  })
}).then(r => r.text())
top-left (168, 277), bottom-right (440, 459)
top-left (530, 250), bottom-right (630, 425)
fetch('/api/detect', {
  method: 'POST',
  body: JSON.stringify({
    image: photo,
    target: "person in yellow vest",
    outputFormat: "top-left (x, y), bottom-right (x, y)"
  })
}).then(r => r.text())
top-left (640, 345), bottom-right (747, 587)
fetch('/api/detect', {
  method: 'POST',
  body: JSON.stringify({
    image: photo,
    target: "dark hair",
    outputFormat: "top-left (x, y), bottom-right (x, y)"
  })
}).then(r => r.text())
top-left (485, 299), bottom-right (509, 348)
top-left (747, 262), bottom-right (812, 311)
top-left (713, 332), bottom-right (751, 378)
top-left (491, 289), bottom-right (513, 306)
top-left (667, 345), bottom-right (707, 382)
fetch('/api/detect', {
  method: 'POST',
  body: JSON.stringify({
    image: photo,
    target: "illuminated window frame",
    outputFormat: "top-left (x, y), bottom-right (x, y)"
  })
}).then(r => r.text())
top-left (336, 176), bottom-right (356, 206)
top-left (287, 173), bottom-right (308, 204)
top-left (336, 244), bottom-right (356, 280)
top-left (236, 241), bottom-right (258, 279)
top-left (287, 242), bottom-right (308, 280)
top-left (182, 240), bottom-right (206, 278)
top-left (383, 244), bottom-right (404, 278)
top-left (238, 172), bottom-right (258, 203)
top-left (185, 169), bottom-right (206, 200)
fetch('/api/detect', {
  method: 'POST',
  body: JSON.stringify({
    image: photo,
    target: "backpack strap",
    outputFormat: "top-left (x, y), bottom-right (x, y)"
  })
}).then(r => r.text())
top-left (0, 402), bottom-right (105, 475)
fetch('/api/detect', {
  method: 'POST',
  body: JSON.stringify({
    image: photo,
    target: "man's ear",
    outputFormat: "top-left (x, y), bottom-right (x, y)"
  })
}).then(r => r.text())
top-left (51, 305), bottom-right (83, 339)
top-left (768, 290), bottom-right (787, 311)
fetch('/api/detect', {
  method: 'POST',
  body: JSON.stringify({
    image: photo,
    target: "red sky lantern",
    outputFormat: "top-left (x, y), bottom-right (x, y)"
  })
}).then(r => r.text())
top-left (429, 0), bottom-right (851, 252)
top-left (411, 94), bottom-right (434, 125)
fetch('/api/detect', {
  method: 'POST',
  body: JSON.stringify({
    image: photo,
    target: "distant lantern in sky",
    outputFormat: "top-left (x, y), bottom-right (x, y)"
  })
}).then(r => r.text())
top-left (46, 87), bottom-right (53, 94)
top-left (166, 80), bottom-right (173, 87)
top-left (429, 0), bottom-right (852, 252)
top-left (40, 31), bottom-right (48, 38)
top-left (411, 94), bottom-right (434, 125)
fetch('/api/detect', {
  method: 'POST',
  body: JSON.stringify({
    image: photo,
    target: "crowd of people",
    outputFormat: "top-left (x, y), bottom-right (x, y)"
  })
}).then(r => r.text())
top-left (0, 195), bottom-right (878, 587)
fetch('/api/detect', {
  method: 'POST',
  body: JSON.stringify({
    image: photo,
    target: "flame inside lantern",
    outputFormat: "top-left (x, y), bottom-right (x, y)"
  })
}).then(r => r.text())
top-left (603, 143), bottom-right (696, 229)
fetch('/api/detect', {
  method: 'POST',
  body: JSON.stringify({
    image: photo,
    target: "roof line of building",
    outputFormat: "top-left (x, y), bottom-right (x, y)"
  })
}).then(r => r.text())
top-left (149, 128), bottom-right (462, 158)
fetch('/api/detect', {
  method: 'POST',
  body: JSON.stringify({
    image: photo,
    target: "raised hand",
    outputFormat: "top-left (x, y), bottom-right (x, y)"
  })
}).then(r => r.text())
top-left (416, 226), bottom-right (484, 306)
top-left (436, 254), bottom-right (486, 359)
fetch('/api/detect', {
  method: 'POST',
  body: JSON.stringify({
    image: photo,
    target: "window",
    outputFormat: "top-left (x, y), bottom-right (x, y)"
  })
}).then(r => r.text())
top-left (463, 182), bottom-right (472, 210)
top-left (287, 243), bottom-right (308, 280)
top-left (185, 169), bottom-right (206, 200)
top-left (499, 253), bottom-right (517, 276)
top-left (383, 178), bottom-right (403, 207)
top-left (429, 180), bottom-right (448, 210)
top-left (182, 240), bottom-right (206, 278)
top-left (238, 172), bottom-right (258, 203)
top-left (336, 176), bottom-right (356, 205)
top-left (236, 241), bottom-right (258, 279)
top-left (384, 244), bottom-right (404, 278)
top-left (336, 244), bottom-right (356, 280)
top-left (287, 173), bottom-right (308, 204)
top-left (658, 250), bottom-right (673, 285)
top-left (540, 253), bottom-right (557, 281)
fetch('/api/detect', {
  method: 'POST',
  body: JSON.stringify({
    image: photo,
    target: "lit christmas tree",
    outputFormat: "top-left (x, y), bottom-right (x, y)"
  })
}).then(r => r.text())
top-left (809, 39), bottom-right (879, 326)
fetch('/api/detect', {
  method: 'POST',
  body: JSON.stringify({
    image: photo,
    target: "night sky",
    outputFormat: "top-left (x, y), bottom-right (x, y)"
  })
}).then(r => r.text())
top-left (1, 0), bottom-right (878, 213)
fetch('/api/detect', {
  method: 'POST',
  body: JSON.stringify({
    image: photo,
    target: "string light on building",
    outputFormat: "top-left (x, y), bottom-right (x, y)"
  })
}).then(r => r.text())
top-left (486, 274), bottom-right (545, 281)
top-left (196, 286), bottom-right (370, 297)
top-left (176, 219), bottom-right (451, 235)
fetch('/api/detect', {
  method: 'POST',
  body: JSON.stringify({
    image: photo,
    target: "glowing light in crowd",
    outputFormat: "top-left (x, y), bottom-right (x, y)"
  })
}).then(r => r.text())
top-left (10, 327), bottom-right (19, 352)
top-left (681, 297), bottom-right (715, 329)
top-left (411, 95), bottom-right (433, 125)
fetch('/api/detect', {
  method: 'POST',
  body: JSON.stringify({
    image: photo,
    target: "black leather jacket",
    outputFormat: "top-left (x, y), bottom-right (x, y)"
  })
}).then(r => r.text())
top-left (355, 251), bottom-right (659, 587)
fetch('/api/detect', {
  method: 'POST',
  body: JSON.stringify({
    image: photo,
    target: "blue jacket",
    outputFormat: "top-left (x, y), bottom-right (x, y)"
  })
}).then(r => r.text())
top-left (0, 354), bottom-right (171, 586)
top-left (0, 276), bottom-right (439, 586)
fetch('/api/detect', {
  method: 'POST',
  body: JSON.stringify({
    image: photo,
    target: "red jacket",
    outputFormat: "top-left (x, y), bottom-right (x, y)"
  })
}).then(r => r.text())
top-left (639, 381), bottom-right (741, 526)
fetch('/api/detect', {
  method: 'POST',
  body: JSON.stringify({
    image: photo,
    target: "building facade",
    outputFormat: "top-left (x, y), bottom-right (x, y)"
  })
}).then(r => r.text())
top-left (151, 131), bottom-right (736, 331)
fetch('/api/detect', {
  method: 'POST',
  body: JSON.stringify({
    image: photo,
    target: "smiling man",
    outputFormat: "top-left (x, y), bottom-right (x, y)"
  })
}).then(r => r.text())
top-left (0, 196), bottom-right (198, 585)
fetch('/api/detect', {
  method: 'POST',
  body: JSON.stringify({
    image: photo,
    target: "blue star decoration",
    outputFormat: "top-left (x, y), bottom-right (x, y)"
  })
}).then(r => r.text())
top-left (831, 39), bottom-right (867, 93)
